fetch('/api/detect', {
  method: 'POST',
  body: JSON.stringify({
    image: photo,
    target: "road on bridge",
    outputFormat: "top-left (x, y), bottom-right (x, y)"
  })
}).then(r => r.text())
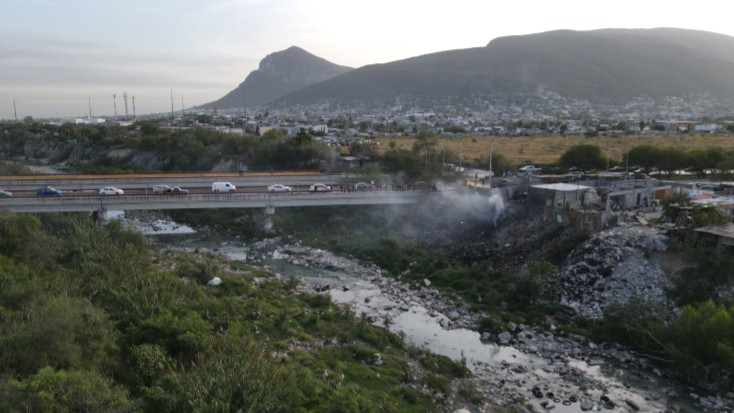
top-left (0, 170), bottom-right (343, 193)
top-left (0, 188), bottom-right (431, 213)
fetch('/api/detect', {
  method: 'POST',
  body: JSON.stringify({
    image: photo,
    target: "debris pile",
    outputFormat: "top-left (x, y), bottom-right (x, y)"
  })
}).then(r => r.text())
top-left (553, 223), bottom-right (674, 319)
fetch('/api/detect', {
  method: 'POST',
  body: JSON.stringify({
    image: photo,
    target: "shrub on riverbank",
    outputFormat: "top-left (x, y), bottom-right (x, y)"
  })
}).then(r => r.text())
top-left (0, 212), bottom-right (476, 412)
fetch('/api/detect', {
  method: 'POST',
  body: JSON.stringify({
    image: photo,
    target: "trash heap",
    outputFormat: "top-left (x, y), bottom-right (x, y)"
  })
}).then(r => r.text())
top-left (553, 224), bottom-right (674, 319)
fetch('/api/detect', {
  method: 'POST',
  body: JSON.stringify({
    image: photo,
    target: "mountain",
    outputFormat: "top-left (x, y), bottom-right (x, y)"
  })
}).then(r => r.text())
top-left (202, 46), bottom-right (352, 110)
top-left (275, 28), bottom-right (734, 106)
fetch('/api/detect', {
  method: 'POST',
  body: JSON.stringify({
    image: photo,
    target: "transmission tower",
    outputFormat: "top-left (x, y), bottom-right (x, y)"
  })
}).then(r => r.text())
top-left (123, 92), bottom-right (129, 119)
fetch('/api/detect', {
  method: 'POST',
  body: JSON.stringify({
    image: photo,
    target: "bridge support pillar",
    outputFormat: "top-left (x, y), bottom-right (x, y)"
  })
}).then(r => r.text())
top-left (92, 208), bottom-right (107, 224)
top-left (263, 205), bottom-right (275, 232)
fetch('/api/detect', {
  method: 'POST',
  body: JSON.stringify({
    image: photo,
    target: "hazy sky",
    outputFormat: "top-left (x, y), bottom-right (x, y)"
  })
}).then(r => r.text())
top-left (2, 0), bottom-right (732, 119)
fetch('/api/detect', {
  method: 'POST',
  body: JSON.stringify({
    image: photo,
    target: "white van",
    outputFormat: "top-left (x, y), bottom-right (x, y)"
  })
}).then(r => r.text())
top-left (211, 182), bottom-right (236, 192)
top-left (152, 184), bottom-right (171, 194)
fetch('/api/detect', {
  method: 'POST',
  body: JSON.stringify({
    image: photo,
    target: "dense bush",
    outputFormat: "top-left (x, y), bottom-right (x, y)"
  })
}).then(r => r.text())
top-left (0, 213), bottom-right (455, 411)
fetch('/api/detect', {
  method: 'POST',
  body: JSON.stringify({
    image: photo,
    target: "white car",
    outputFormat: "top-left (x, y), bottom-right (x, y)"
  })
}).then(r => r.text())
top-left (267, 184), bottom-right (293, 192)
top-left (309, 183), bottom-right (331, 192)
top-left (519, 165), bottom-right (541, 173)
top-left (99, 186), bottom-right (124, 195)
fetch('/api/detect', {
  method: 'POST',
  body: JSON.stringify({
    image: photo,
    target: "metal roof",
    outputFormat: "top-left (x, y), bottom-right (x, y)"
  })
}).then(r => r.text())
top-left (695, 223), bottom-right (734, 240)
top-left (530, 183), bottom-right (593, 191)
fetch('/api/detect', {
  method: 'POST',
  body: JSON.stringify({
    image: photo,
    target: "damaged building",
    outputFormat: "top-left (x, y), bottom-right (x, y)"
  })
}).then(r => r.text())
top-left (525, 176), bottom-right (671, 233)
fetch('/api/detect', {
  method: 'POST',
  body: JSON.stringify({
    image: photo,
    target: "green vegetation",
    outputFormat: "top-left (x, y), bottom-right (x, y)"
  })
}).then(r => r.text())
top-left (558, 144), bottom-right (606, 171)
top-left (0, 163), bottom-right (34, 175)
top-left (0, 212), bottom-right (475, 412)
top-left (590, 225), bottom-right (734, 390)
top-left (0, 122), bottom-right (330, 173)
top-left (273, 206), bottom-right (560, 328)
top-left (591, 298), bottom-right (734, 391)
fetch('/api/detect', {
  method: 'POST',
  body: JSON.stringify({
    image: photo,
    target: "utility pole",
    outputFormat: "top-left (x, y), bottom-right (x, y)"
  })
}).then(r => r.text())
top-left (488, 141), bottom-right (493, 189)
top-left (458, 137), bottom-right (464, 170)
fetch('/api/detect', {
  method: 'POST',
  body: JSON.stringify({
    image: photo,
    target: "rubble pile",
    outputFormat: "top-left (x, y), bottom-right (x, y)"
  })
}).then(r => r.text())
top-left (554, 223), bottom-right (674, 319)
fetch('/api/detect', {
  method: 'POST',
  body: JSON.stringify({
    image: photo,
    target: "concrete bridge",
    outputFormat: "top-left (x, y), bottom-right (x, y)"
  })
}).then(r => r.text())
top-left (0, 190), bottom-right (425, 214)
top-left (0, 171), bottom-right (437, 230)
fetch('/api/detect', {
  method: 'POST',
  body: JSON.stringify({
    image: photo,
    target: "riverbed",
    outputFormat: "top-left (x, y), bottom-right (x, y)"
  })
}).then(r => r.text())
top-left (138, 223), bottom-right (716, 413)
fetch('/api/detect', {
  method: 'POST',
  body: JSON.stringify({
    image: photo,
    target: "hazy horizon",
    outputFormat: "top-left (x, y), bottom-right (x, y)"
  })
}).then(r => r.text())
top-left (3, 0), bottom-right (733, 120)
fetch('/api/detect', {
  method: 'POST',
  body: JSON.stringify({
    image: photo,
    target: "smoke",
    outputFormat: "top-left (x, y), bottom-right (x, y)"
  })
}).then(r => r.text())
top-left (434, 186), bottom-right (507, 226)
top-left (374, 179), bottom-right (510, 247)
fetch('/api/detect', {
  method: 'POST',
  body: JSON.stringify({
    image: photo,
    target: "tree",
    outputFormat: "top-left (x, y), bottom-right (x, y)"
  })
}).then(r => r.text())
top-left (628, 145), bottom-right (661, 173)
top-left (0, 366), bottom-right (135, 413)
top-left (0, 296), bottom-right (119, 376)
top-left (658, 147), bottom-right (686, 177)
top-left (412, 130), bottom-right (438, 166)
top-left (290, 128), bottom-right (313, 146)
top-left (558, 144), bottom-right (606, 171)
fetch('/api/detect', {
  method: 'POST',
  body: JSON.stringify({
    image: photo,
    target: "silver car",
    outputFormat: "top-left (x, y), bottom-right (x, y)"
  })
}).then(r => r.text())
top-left (99, 186), bottom-right (124, 196)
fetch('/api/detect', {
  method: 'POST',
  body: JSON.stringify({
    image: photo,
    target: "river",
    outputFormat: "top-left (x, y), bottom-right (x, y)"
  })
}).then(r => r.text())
top-left (131, 218), bottom-right (715, 413)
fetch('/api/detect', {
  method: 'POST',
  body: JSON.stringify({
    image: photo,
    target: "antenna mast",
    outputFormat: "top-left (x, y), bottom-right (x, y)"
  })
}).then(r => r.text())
top-left (132, 96), bottom-right (136, 118)
top-left (113, 94), bottom-right (118, 120)
top-left (123, 92), bottom-right (129, 119)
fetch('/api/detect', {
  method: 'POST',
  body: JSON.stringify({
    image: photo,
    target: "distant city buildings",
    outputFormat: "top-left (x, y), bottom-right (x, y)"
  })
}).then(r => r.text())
top-left (8, 92), bottom-right (734, 138)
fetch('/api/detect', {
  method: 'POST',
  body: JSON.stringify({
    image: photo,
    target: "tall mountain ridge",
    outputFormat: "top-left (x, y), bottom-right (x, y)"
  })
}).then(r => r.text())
top-left (206, 28), bottom-right (734, 110)
top-left (202, 46), bottom-right (352, 109)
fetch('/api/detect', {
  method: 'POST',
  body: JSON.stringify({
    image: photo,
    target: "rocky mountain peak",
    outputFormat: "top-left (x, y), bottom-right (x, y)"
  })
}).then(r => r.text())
top-left (201, 46), bottom-right (352, 109)
top-left (256, 46), bottom-right (351, 84)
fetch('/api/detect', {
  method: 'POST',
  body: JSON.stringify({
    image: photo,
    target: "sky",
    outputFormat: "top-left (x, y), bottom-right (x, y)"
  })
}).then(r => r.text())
top-left (2, 0), bottom-right (733, 120)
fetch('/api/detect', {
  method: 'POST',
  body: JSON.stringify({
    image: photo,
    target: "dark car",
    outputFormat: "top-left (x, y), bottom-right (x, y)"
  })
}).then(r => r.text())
top-left (354, 182), bottom-right (370, 191)
top-left (168, 186), bottom-right (189, 195)
top-left (37, 186), bottom-right (62, 196)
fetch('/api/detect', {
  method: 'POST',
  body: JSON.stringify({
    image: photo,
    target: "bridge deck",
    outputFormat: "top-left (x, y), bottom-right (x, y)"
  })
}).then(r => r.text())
top-left (0, 190), bottom-right (428, 213)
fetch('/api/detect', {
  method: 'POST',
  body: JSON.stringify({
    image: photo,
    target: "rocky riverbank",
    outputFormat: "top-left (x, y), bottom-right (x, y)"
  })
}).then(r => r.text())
top-left (249, 238), bottom-right (727, 413)
top-left (123, 211), bottom-right (731, 412)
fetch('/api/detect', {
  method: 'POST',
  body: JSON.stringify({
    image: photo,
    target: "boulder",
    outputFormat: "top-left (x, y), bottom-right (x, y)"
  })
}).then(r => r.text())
top-left (497, 331), bottom-right (512, 344)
